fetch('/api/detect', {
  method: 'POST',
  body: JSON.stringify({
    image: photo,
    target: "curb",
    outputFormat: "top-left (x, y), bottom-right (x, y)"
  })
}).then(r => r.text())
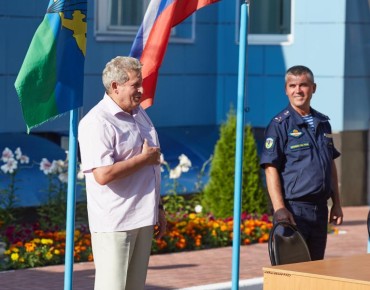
top-left (177, 277), bottom-right (263, 290)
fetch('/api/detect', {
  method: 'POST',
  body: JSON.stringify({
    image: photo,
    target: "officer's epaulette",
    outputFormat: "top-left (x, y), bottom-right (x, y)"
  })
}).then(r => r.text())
top-left (273, 110), bottom-right (290, 123)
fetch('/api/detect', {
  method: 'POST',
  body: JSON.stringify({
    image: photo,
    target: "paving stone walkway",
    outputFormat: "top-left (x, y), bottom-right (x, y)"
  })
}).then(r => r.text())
top-left (0, 206), bottom-right (368, 290)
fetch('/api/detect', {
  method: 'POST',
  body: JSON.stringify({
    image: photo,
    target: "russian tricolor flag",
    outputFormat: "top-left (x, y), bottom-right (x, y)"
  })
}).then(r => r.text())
top-left (130, 0), bottom-right (219, 109)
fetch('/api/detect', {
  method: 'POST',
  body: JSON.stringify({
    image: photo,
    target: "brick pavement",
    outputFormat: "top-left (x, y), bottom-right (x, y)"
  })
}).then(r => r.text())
top-left (0, 206), bottom-right (368, 290)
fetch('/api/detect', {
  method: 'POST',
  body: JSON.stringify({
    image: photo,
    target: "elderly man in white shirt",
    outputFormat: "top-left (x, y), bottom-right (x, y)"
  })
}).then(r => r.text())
top-left (78, 56), bottom-right (166, 290)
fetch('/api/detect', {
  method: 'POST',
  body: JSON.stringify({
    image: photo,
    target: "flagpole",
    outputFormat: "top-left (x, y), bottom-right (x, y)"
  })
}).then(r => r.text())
top-left (231, 1), bottom-right (249, 290)
top-left (64, 109), bottom-right (79, 290)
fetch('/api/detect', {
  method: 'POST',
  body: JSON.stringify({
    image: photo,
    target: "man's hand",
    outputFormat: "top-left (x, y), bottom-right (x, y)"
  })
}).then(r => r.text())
top-left (329, 203), bottom-right (343, 225)
top-left (155, 209), bottom-right (167, 240)
top-left (274, 207), bottom-right (296, 225)
top-left (142, 139), bottom-right (161, 165)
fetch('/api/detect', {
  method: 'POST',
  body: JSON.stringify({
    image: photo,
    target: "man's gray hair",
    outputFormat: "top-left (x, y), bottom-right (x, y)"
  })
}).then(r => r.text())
top-left (285, 65), bottom-right (315, 83)
top-left (102, 56), bottom-right (142, 92)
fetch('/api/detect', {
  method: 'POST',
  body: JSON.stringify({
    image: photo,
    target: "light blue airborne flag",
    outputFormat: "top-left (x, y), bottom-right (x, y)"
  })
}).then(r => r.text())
top-left (14, 0), bottom-right (87, 133)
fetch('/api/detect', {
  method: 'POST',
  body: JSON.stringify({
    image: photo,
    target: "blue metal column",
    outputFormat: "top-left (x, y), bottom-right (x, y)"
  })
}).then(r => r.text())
top-left (64, 109), bottom-right (79, 290)
top-left (231, 1), bottom-right (249, 290)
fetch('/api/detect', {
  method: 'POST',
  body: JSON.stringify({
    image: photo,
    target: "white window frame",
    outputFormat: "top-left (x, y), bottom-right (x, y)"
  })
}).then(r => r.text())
top-left (94, 0), bottom-right (197, 43)
top-left (235, 0), bottom-right (295, 46)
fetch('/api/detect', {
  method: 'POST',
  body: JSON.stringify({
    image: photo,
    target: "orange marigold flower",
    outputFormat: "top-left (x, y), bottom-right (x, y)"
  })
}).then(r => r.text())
top-left (244, 238), bottom-right (251, 245)
top-left (84, 239), bottom-right (91, 246)
top-left (15, 241), bottom-right (23, 247)
top-left (176, 238), bottom-right (186, 249)
top-left (156, 239), bottom-right (167, 249)
top-left (10, 246), bottom-right (19, 253)
top-left (220, 225), bottom-right (228, 232)
top-left (25, 242), bottom-right (36, 253)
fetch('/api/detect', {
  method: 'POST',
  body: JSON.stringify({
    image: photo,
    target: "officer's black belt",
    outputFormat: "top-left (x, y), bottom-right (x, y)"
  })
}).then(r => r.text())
top-left (287, 195), bottom-right (328, 205)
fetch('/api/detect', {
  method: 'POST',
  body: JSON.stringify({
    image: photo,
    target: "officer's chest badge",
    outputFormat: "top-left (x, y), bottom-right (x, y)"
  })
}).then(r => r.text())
top-left (289, 129), bottom-right (304, 138)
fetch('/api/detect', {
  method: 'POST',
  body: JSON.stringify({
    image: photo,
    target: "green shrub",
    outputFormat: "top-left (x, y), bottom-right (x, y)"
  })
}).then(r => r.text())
top-left (202, 109), bottom-right (267, 218)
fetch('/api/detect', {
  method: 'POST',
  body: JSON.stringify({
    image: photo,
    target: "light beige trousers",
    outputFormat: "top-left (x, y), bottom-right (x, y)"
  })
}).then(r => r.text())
top-left (91, 226), bottom-right (154, 290)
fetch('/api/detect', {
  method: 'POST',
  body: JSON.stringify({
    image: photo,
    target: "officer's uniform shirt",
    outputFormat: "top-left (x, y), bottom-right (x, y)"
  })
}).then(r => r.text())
top-left (260, 104), bottom-right (340, 202)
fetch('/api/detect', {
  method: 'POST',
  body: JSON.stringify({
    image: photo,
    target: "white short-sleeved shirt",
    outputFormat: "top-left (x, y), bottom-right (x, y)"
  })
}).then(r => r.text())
top-left (78, 94), bottom-right (161, 232)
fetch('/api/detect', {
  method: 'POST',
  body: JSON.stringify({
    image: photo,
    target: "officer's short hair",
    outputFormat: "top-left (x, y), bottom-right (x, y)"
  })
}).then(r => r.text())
top-left (285, 65), bottom-right (314, 83)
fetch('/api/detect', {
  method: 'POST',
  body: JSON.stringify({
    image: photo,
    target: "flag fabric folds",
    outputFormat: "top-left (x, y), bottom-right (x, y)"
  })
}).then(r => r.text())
top-left (130, 0), bottom-right (219, 109)
top-left (14, 0), bottom-right (87, 133)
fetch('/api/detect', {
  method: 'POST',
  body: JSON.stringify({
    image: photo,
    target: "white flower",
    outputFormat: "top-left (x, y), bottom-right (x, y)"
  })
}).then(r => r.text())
top-left (179, 154), bottom-right (191, 167)
top-left (180, 165), bottom-right (190, 173)
top-left (40, 158), bottom-right (55, 175)
top-left (64, 151), bottom-right (69, 161)
top-left (58, 172), bottom-right (68, 183)
top-left (19, 155), bottom-right (30, 164)
top-left (53, 160), bottom-right (66, 173)
top-left (1, 158), bottom-right (18, 174)
top-left (77, 170), bottom-right (85, 180)
top-left (194, 205), bottom-right (203, 213)
top-left (160, 154), bottom-right (168, 172)
top-left (14, 148), bottom-right (30, 164)
top-left (178, 154), bottom-right (191, 172)
top-left (1, 148), bottom-right (14, 162)
top-left (169, 165), bottom-right (182, 179)
top-left (160, 153), bottom-right (167, 165)
top-left (15, 147), bottom-right (22, 160)
top-left (77, 165), bottom-right (85, 180)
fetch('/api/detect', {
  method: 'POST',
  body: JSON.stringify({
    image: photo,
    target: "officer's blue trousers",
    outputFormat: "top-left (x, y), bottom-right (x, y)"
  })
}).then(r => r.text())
top-left (285, 200), bottom-right (328, 260)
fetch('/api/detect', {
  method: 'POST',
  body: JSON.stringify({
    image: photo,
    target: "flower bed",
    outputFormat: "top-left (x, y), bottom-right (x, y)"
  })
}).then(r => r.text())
top-left (0, 147), bottom-right (273, 270)
top-left (1, 212), bottom-right (272, 270)
top-left (0, 148), bottom-right (339, 271)
top-left (152, 212), bottom-right (272, 254)
top-left (1, 223), bottom-right (92, 270)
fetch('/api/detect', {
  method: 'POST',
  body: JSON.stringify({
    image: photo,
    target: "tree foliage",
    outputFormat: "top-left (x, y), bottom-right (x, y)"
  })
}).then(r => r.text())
top-left (202, 110), bottom-right (267, 218)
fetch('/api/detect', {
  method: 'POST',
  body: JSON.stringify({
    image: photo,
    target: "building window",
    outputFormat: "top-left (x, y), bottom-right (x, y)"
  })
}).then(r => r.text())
top-left (236, 0), bottom-right (293, 45)
top-left (250, 0), bottom-right (291, 34)
top-left (95, 0), bottom-right (195, 43)
top-left (110, 0), bottom-right (145, 27)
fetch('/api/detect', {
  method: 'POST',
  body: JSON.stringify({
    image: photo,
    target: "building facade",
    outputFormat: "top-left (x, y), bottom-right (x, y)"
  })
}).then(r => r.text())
top-left (1, 0), bottom-right (369, 205)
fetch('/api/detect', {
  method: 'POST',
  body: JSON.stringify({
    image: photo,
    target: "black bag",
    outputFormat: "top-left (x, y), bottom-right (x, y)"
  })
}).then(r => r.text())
top-left (268, 221), bottom-right (311, 266)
